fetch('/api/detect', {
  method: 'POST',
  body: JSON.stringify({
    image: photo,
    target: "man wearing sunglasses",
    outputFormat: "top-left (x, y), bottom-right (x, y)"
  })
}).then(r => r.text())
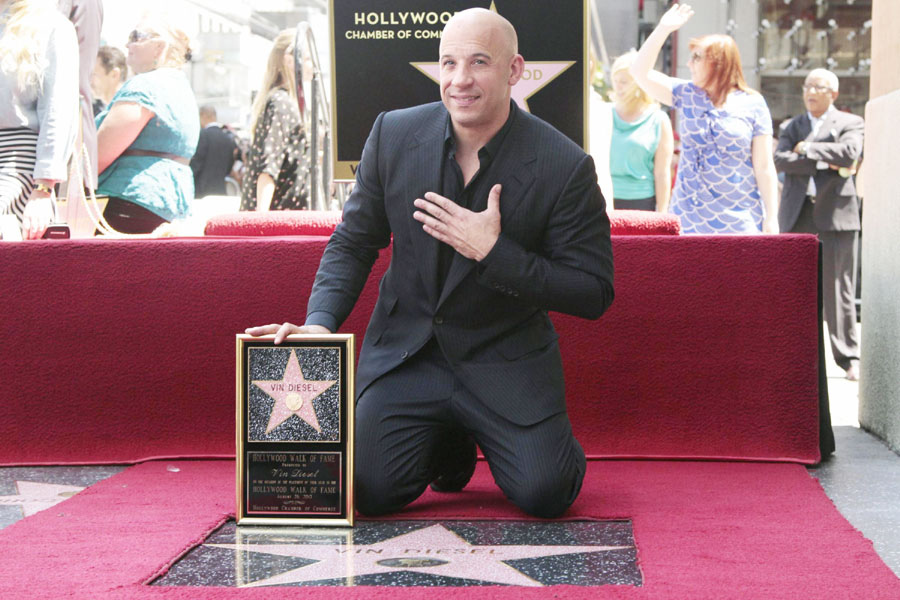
top-left (774, 69), bottom-right (864, 382)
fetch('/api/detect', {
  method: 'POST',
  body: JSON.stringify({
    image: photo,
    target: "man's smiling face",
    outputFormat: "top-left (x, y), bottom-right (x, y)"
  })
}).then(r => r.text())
top-left (439, 12), bottom-right (521, 135)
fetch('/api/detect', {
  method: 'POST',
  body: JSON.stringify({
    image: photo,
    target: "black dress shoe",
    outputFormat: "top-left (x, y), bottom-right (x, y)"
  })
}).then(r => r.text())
top-left (429, 430), bottom-right (477, 493)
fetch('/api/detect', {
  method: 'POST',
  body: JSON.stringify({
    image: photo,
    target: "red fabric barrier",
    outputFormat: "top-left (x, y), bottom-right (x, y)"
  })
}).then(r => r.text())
top-left (205, 209), bottom-right (680, 237)
top-left (608, 209), bottom-right (681, 235)
top-left (204, 211), bottom-right (343, 237)
top-left (0, 235), bottom-right (818, 465)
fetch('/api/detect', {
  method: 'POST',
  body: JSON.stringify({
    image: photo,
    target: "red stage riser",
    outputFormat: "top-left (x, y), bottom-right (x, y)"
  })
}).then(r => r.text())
top-left (204, 208), bottom-right (682, 237)
top-left (0, 234), bottom-right (819, 465)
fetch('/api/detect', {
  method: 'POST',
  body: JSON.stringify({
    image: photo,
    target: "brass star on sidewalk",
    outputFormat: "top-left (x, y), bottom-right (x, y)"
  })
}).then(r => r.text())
top-left (0, 481), bottom-right (84, 517)
top-left (252, 349), bottom-right (336, 435)
top-left (208, 523), bottom-right (631, 587)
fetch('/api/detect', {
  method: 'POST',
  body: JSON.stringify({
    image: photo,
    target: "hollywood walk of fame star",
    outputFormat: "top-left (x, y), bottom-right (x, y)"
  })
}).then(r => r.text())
top-left (410, 1), bottom-right (575, 114)
top-left (207, 523), bottom-right (631, 587)
top-left (0, 481), bottom-right (84, 517)
top-left (251, 349), bottom-right (337, 435)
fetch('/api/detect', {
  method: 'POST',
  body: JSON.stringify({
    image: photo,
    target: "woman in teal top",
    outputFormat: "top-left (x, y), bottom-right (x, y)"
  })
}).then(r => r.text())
top-left (95, 16), bottom-right (199, 234)
top-left (609, 51), bottom-right (674, 212)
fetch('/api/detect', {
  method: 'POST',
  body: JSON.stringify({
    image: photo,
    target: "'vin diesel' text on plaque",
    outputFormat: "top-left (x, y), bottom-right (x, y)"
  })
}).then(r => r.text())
top-left (236, 334), bottom-right (355, 526)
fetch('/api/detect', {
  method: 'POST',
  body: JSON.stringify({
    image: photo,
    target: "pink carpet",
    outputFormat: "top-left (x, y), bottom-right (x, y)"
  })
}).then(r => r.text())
top-left (0, 460), bottom-right (896, 598)
top-left (1, 235), bottom-right (821, 465)
top-left (204, 209), bottom-right (681, 237)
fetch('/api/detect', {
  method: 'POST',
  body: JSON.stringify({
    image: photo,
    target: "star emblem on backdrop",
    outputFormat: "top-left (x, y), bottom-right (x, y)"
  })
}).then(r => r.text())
top-left (410, 2), bottom-right (575, 113)
top-left (251, 349), bottom-right (337, 434)
top-left (208, 523), bottom-right (631, 587)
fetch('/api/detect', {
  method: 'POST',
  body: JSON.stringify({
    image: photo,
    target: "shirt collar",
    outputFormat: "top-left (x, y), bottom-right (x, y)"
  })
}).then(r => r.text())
top-left (443, 100), bottom-right (518, 159)
top-left (807, 104), bottom-right (835, 125)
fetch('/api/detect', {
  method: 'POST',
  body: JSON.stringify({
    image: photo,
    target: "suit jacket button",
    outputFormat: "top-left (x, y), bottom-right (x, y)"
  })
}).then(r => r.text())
top-left (401, 351), bottom-right (409, 360)
top-left (434, 316), bottom-right (444, 325)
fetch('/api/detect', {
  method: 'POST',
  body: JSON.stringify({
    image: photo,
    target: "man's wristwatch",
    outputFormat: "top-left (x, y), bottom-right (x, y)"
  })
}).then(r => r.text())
top-left (796, 142), bottom-right (808, 155)
top-left (33, 182), bottom-right (54, 195)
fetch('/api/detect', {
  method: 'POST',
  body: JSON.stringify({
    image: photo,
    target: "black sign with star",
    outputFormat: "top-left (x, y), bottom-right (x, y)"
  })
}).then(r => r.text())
top-left (329, 0), bottom-right (589, 180)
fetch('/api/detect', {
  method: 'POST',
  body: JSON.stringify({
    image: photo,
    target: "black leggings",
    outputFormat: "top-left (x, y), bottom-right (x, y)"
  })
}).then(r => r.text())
top-left (101, 197), bottom-right (168, 234)
top-left (613, 196), bottom-right (656, 211)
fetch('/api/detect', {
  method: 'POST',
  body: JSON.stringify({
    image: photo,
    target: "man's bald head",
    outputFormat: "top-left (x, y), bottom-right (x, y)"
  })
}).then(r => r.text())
top-left (438, 8), bottom-right (524, 139)
top-left (441, 8), bottom-right (518, 58)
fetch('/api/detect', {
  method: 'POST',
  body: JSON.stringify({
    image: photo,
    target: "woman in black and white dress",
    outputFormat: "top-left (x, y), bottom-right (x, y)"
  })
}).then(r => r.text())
top-left (0, 0), bottom-right (78, 239)
top-left (240, 28), bottom-right (309, 212)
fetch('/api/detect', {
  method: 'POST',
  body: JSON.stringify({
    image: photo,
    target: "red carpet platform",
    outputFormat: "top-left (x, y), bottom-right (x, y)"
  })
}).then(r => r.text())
top-left (204, 209), bottom-right (681, 237)
top-left (1, 460), bottom-right (897, 598)
top-left (1, 234), bottom-right (821, 465)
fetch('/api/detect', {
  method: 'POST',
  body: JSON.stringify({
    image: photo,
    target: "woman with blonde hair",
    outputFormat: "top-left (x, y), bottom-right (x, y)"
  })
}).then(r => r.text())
top-left (630, 4), bottom-right (779, 234)
top-left (0, 0), bottom-right (78, 239)
top-left (609, 51), bottom-right (673, 212)
top-left (95, 14), bottom-right (199, 234)
top-left (240, 28), bottom-right (309, 212)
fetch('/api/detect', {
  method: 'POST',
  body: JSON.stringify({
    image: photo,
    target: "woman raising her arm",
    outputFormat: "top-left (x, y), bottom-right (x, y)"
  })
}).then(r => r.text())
top-left (630, 3), bottom-right (779, 234)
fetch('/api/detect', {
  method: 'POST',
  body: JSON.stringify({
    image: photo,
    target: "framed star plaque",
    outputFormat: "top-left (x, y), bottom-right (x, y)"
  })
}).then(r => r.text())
top-left (236, 334), bottom-right (354, 526)
top-left (329, 0), bottom-right (589, 180)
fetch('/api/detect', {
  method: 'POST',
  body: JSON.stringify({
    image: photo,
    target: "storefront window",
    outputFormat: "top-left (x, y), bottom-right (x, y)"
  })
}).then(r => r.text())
top-left (757, 0), bottom-right (871, 126)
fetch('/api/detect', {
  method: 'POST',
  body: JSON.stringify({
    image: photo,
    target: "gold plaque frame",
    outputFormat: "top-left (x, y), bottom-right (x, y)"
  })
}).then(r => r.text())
top-left (236, 334), bottom-right (355, 526)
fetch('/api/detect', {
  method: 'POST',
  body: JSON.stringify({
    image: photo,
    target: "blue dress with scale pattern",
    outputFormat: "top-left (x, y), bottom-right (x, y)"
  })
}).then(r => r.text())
top-left (671, 80), bottom-right (773, 234)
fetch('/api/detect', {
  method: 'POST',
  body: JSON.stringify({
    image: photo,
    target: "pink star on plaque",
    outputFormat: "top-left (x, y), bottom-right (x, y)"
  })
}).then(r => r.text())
top-left (252, 349), bottom-right (336, 434)
top-left (410, 61), bottom-right (575, 114)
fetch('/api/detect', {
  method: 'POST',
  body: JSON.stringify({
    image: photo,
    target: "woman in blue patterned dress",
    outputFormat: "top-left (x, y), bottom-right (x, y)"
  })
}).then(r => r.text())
top-left (629, 3), bottom-right (779, 234)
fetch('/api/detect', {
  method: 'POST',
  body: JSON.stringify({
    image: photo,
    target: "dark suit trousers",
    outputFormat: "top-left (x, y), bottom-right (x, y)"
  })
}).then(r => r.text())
top-left (791, 198), bottom-right (860, 369)
top-left (354, 338), bottom-right (586, 518)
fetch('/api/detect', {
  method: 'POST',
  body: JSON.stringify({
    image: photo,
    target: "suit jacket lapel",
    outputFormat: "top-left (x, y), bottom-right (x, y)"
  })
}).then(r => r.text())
top-left (437, 119), bottom-right (536, 309)
top-left (405, 115), bottom-right (445, 308)
top-left (814, 111), bottom-right (838, 142)
top-left (799, 114), bottom-right (814, 141)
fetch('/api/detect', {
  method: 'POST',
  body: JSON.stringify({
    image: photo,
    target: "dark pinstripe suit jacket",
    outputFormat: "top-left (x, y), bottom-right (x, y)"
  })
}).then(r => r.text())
top-left (307, 101), bottom-right (614, 426)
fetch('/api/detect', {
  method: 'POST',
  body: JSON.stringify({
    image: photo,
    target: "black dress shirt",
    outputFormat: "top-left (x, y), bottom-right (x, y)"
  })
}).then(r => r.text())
top-left (436, 102), bottom-right (517, 290)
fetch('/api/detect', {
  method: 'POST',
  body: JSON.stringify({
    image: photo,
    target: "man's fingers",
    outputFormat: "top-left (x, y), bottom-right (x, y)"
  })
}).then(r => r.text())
top-left (486, 184), bottom-right (502, 212)
top-left (412, 208), bottom-right (440, 230)
top-left (422, 192), bottom-right (457, 215)
top-left (244, 324), bottom-right (282, 336)
top-left (422, 223), bottom-right (451, 245)
top-left (274, 323), bottom-right (297, 345)
top-left (245, 323), bottom-right (330, 344)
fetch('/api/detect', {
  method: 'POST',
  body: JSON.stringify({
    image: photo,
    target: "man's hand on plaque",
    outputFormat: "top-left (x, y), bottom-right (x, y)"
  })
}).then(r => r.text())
top-left (244, 323), bottom-right (331, 345)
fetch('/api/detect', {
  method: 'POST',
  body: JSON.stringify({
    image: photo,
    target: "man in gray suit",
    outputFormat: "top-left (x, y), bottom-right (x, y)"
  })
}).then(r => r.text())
top-left (775, 69), bottom-right (864, 381)
top-left (248, 8), bottom-right (613, 517)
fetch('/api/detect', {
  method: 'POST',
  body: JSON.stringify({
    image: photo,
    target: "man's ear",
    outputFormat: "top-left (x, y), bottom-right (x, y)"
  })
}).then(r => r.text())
top-left (508, 54), bottom-right (525, 86)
